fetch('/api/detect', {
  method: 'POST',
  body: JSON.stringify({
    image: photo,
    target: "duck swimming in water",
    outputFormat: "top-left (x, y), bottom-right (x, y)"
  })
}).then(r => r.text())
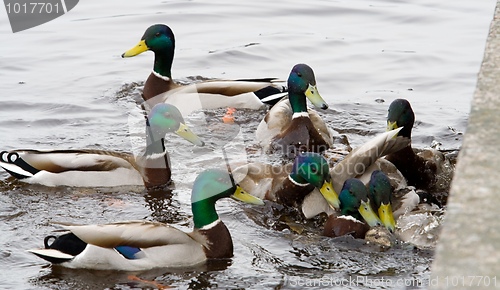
top-left (233, 152), bottom-right (339, 214)
top-left (0, 103), bottom-right (204, 189)
top-left (122, 24), bottom-right (287, 115)
top-left (28, 169), bottom-right (264, 271)
top-left (256, 64), bottom-right (332, 157)
top-left (323, 178), bottom-right (382, 239)
top-left (385, 98), bottom-right (453, 194)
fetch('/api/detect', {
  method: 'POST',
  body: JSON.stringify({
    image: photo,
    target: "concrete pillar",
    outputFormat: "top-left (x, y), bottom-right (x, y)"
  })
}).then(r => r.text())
top-left (430, 1), bottom-right (500, 289)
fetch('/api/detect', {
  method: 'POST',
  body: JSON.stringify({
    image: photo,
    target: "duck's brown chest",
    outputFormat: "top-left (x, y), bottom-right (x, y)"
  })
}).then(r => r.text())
top-left (272, 117), bottom-right (329, 158)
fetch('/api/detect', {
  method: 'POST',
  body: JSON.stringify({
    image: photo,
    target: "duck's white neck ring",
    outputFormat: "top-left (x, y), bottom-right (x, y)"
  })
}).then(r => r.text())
top-left (288, 175), bottom-right (310, 187)
top-left (152, 70), bottom-right (171, 81)
top-left (292, 112), bottom-right (309, 119)
top-left (200, 219), bottom-right (221, 230)
top-left (145, 152), bottom-right (167, 160)
top-left (338, 215), bottom-right (364, 224)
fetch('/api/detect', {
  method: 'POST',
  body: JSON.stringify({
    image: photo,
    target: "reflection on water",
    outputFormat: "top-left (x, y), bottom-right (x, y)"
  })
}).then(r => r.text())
top-left (0, 0), bottom-right (496, 288)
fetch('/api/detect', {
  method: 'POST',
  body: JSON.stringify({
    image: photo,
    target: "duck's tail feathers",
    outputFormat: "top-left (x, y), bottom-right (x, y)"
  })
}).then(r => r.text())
top-left (28, 232), bottom-right (87, 264)
top-left (235, 77), bottom-right (284, 83)
top-left (0, 151), bottom-right (40, 179)
top-left (233, 77), bottom-right (287, 106)
top-left (258, 91), bottom-right (288, 106)
top-left (28, 248), bottom-right (75, 264)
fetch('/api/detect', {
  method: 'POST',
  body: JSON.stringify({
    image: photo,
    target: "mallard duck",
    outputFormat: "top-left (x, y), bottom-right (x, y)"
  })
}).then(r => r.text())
top-left (28, 168), bottom-right (264, 270)
top-left (361, 160), bottom-right (420, 219)
top-left (385, 98), bottom-right (448, 191)
top-left (368, 169), bottom-right (442, 248)
top-left (255, 64), bottom-right (331, 157)
top-left (323, 178), bottom-right (382, 239)
top-left (367, 170), bottom-right (396, 232)
top-left (0, 103), bottom-right (204, 189)
top-left (233, 152), bottom-right (339, 212)
top-left (323, 170), bottom-right (403, 239)
top-left (121, 24), bottom-right (287, 115)
top-left (324, 169), bottom-right (422, 241)
top-left (301, 128), bottom-right (410, 218)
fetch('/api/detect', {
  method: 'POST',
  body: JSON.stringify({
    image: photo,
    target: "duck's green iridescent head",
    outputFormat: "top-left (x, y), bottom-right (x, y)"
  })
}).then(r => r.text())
top-left (339, 179), bottom-right (381, 227)
top-left (387, 99), bottom-right (415, 138)
top-left (191, 169), bottom-right (264, 228)
top-left (122, 24), bottom-right (175, 78)
top-left (290, 152), bottom-right (339, 209)
top-left (368, 170), bottom-right (396, 232)
top-left (147, 103), bottom-right (204, 146)
top-left (287, 64), bottom-right (328, 114)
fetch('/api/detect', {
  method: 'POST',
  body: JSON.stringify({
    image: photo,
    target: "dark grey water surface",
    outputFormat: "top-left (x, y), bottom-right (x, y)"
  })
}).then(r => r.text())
top-left (0, 0), bottom-right (496, 289)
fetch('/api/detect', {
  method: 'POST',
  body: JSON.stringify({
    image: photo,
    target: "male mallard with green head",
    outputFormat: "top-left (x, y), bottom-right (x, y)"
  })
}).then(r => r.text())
top-left (256, 64), bottom-right (332, 157)
top-left (323, 178), bottom-right (382, 239)
top-left (122, 24), bottom-right (287, 115)
top-left (28, 169), bottom-right (264, 270)
top-left (323, 170), bottom-right (406, 238)
top-left (0, 103), bottom-right (203, 189)
top-left (367, 170), bottom-right (397, 232)
top-left (385, 99), bottom-right (446, 191)
top-left (233, 152), bottom-right (339, 213)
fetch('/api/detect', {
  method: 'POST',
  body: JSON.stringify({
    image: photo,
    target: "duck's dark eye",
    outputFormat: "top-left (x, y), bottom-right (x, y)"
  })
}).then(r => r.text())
top-left (297, 72), bottom-right (302, 77)
top-left (155, 32), bottom-right (160, 37)
top-left (310, 164), bottom-right (318, 173)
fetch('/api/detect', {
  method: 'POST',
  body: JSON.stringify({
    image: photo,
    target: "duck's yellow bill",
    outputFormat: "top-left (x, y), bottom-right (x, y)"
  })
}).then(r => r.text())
top-left (359, 200), bottom-right (382, 227)
top-left (319, 180), bottom-right (340, 210)
top-left (175, 123), bottom-right (205, 147)
top-left (387, 120), bottom-right (399, 132)
top-left (378, 203), bottom-right (396, 233)
top-left (304, 84), bottom-right (328, 110)
top-left (122, 40), bottom-right (149, 58)
top-left (231, 185), bottom-right (265, 205)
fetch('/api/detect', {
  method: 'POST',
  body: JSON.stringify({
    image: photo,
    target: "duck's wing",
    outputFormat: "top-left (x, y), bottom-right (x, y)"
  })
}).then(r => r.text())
top-left (349, 127), bottom-right (409, 157)
top-left (0, 149), bottom-right (146, 187)
top-left (57, 220), bottom-right (195, 248)
top-left (0, 149), bottom-right (136, 177)
top-left (331, 128), bottom-right (410, 193)
top-left (301, 188), bottom-right (337, 219)
top-left (193, 80), bottom-right (285, 97)
top-left (143, 80), bottom-right (287, 115)
top-left (232, 162), bottom-right (290, 201)
top-left (357, 158), bottom-right (408, 190)
top-left (308, 109), bottom-right (333, 146)
top-left (255, 97), bottom-right (293, 149)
